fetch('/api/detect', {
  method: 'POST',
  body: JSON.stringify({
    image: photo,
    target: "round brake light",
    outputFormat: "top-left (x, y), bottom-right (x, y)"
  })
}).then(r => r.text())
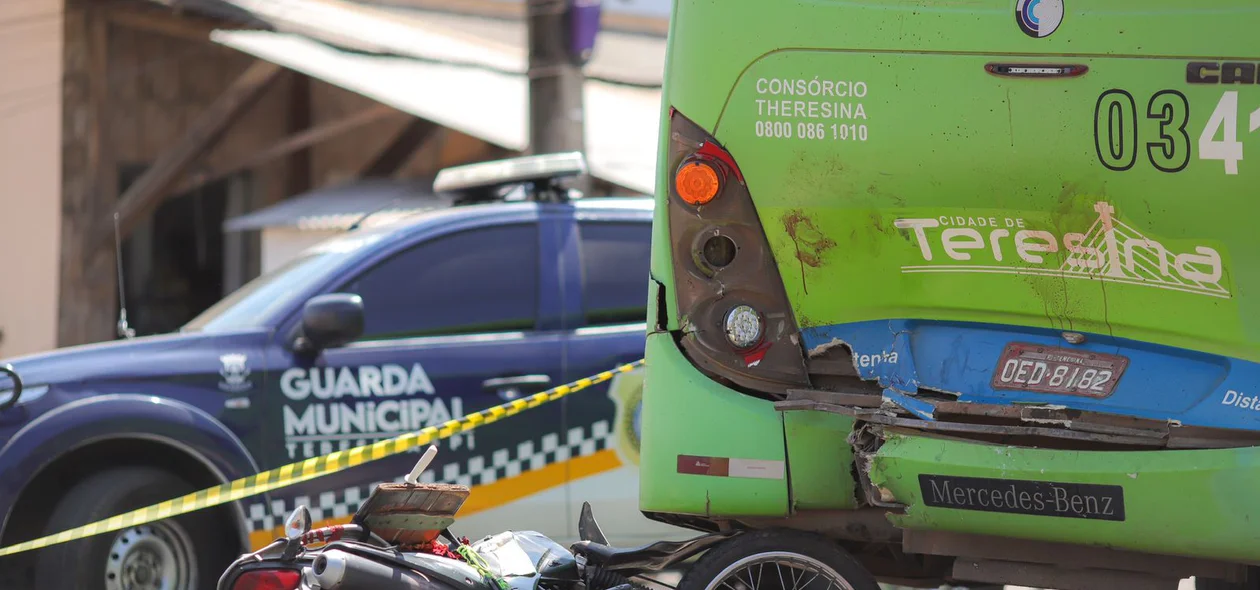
top-left (723, 305), bottom-right (764, 350)
top-left (675, 160), bottom-right (721, 205)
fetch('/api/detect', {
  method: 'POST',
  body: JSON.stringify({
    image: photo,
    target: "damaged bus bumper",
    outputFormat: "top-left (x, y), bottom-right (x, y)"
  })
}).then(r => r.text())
top-left (645, 311), bottom-right (1260, 564)
top-left (771, 317), bottom-right (1260, 564)
top-left (856, 427), bottom-right (1260, 564)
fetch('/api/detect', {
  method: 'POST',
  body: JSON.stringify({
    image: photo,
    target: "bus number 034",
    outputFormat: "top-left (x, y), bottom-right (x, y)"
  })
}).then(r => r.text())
top-left (1094, 89), bottom-right (1260, 175)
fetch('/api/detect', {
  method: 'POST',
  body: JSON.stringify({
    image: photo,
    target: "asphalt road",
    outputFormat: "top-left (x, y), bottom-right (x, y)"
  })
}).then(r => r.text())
top-left (635, 568), bottom-right (1204, 590)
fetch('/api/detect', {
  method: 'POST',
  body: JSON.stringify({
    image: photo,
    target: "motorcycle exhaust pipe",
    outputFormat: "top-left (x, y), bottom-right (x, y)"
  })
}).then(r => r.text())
top-left (309, 549), bottom-right (434, 589)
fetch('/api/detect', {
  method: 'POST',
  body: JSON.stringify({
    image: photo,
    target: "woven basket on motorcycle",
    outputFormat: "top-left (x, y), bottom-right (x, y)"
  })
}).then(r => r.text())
top-left (352, 481), bottom-right (470, 545)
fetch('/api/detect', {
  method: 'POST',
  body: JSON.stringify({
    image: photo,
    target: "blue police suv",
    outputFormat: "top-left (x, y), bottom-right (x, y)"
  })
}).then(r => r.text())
top-left (0, 153), bottom-right (664, 590)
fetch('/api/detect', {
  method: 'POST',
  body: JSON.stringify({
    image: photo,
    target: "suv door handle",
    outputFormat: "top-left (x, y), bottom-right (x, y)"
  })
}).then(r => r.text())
top-left (481, 375), bottom-right (552, 401)
top-left (482, 375), bottom-right (552, 390)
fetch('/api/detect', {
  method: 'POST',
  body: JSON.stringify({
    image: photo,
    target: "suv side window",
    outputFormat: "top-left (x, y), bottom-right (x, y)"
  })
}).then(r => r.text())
top-left (577, 221), bottom-right (652, 326)
top-left (341, 223), bottom-right (540, 340)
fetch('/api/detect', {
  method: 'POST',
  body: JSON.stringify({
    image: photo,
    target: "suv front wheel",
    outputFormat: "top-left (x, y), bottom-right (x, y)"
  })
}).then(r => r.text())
top-left (33, 466), bottom-right (237, 590)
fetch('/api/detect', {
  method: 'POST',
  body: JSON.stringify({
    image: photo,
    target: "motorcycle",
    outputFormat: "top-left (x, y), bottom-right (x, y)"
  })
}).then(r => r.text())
top-left (217, 445), bottom-right (737, 590)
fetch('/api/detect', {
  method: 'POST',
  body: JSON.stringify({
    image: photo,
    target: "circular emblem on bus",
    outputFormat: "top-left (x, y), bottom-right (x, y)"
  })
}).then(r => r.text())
top-left (607, 367), bottom-right (644, 467)
top-left (1016, 0), bottom-right (1064, 38)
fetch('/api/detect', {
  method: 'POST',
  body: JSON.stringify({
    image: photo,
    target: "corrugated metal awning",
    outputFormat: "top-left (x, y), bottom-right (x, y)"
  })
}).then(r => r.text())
top-left (167, 0), bottom-right (666, 86)
top-left (209, 27), bottom-right (661, 194)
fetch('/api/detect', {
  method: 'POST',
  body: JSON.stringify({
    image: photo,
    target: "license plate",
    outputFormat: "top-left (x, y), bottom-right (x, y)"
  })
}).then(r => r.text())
top-left (990, 343), bottom-right (1129, 398)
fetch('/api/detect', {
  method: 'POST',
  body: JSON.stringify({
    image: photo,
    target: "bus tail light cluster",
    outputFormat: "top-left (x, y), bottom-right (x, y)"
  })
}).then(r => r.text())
top-left (665, 109), bottom-right (810, 395)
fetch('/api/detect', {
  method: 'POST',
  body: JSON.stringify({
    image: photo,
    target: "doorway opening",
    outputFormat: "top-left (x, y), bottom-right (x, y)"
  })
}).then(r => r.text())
top-left (116, 165), bottom-right (254, 336)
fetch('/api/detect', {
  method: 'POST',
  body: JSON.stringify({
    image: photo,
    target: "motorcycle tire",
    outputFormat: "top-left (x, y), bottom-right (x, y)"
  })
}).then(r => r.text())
top-left (32, 466), bottom-right (238, 590)
top-left (676, 529), bottom-right (880, 590)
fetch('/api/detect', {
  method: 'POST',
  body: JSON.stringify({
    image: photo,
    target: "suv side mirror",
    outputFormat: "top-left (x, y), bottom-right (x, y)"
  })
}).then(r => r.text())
top-left (298, 294), bottom-right (364, 352)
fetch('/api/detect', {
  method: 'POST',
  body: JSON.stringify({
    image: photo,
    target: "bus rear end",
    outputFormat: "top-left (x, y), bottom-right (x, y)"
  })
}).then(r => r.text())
top-left (641, 1), bottom-right (1260, 586)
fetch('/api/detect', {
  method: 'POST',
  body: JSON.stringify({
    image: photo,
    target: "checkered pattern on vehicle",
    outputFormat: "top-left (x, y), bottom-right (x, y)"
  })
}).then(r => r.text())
top-left (247, 420), bottom-right (613, 532)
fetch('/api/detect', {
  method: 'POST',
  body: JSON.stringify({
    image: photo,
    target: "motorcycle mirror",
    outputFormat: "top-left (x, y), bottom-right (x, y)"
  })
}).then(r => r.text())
top-left (578, 501), bottom-right (608, 545)
top-left (284, 506), bottom-right (312, 540)
top-left (404, 445), bottom-right (439, 485)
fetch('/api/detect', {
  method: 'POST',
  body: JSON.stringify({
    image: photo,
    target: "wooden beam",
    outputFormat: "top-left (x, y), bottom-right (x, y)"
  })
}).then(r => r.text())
top-left (104, 4), bottom-right (241, 41)
top-left (360, 117), bottom-right (438, 177)
top-left (96, 60), bottom-right (283, 250)
top-left (88, 7), bottom-right (113, 199)
top-left (59, 6), bottom-right (121, 347)
top-left (287, 71), bottom-right (313, 195)
top-left (174, 104), bottom-right (402, 195)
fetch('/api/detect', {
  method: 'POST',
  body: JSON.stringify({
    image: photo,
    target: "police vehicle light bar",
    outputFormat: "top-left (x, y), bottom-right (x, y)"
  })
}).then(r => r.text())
top-left (433, 152), bottom-right (587, 196)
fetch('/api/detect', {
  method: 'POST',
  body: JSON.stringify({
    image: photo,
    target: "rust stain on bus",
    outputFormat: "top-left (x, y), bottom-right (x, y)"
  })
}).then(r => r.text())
top-left (783, 210), bottom-right (836, 268)
top-left (783, 210), bottom-right (836, 295)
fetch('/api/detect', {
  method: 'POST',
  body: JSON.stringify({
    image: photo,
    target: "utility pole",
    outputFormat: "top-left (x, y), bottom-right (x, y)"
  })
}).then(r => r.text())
top-left (525, 0), bottom-right (600, 193)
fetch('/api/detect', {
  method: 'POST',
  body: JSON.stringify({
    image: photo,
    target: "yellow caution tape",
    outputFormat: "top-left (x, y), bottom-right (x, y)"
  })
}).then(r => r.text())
top-left (0, 359), bottom-right (644, 557)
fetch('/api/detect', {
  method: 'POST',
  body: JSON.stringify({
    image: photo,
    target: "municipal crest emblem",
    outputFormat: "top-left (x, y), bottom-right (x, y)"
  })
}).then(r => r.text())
top-left (218, 353), bottom-right (253, 393)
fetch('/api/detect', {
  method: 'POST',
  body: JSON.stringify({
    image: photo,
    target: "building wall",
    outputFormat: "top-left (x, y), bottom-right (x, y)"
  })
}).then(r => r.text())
top-left (58, 3), bottom-right (299, 348)
top-left (106, 22), bottom-right (294, 207)
top-left (0, 0), bottom-right (64, 359)
top-left (260, 227), bottom-right (338, 275)
top-left (52, 2), bottom-right (506, 350)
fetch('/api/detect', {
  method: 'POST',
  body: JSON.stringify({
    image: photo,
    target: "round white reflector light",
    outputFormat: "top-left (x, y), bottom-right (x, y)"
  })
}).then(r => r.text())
top-left (724, 305), bottom-right (763, 350)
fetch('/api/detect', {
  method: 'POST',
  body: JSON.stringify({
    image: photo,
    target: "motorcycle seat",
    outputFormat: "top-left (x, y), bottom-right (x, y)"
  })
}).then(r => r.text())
top-left (570, 534), bottom-right (734, 573)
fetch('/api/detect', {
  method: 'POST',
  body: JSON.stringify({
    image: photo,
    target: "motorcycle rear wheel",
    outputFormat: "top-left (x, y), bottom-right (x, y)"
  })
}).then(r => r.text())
top-left (676, 530), bottom-right (880, 590)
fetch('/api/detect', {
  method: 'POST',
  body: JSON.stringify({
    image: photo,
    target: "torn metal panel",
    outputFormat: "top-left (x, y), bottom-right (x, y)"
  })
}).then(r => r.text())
top-left (782, 411), bottom-right (860, 511)
top-left (785, 319), bottom-right (1260, 450)
top-left (783, 388), bottom-right (883, 408)
top-left (863, 430), bottom-right (1260, 564)
top-left (795, 318), bottom-right (1260, 440)
top-left (796, 320), bottom-right (1260, 436)
top-left (883, 389), bottom-right (936, 421)
top-left (850, 423), bottom-right (903, 510)
top-left (800, 321), bottom-right (918, 393)
top-left (778, 386), bottom-right (1260, 450)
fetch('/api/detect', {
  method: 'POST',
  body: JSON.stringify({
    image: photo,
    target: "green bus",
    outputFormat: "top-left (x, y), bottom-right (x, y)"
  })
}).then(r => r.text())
top-left (638, 1), bottom-right (1260, 588)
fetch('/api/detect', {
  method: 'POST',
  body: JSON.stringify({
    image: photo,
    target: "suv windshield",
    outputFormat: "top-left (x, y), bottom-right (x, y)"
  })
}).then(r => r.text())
top-left (182, 234), bottom-right (382, 333)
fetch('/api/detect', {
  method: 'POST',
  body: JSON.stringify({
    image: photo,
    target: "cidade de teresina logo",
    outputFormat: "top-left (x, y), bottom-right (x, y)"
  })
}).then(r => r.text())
top-left (895, 201), bottom-right (1229, 299)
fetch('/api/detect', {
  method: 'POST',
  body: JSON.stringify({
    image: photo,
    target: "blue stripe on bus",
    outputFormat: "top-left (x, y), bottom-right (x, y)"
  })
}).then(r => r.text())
top-left (801, 319), bottom-right (1260, 432)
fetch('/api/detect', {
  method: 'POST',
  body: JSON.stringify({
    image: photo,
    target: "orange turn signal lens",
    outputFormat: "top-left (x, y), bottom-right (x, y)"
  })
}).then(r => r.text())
top-left (675, 160), bottom-right (721, 205)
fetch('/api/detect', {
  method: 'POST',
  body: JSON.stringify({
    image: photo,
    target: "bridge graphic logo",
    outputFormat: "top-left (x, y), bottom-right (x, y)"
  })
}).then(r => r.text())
top-left (896, 202), bottom-right (1230, 300)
